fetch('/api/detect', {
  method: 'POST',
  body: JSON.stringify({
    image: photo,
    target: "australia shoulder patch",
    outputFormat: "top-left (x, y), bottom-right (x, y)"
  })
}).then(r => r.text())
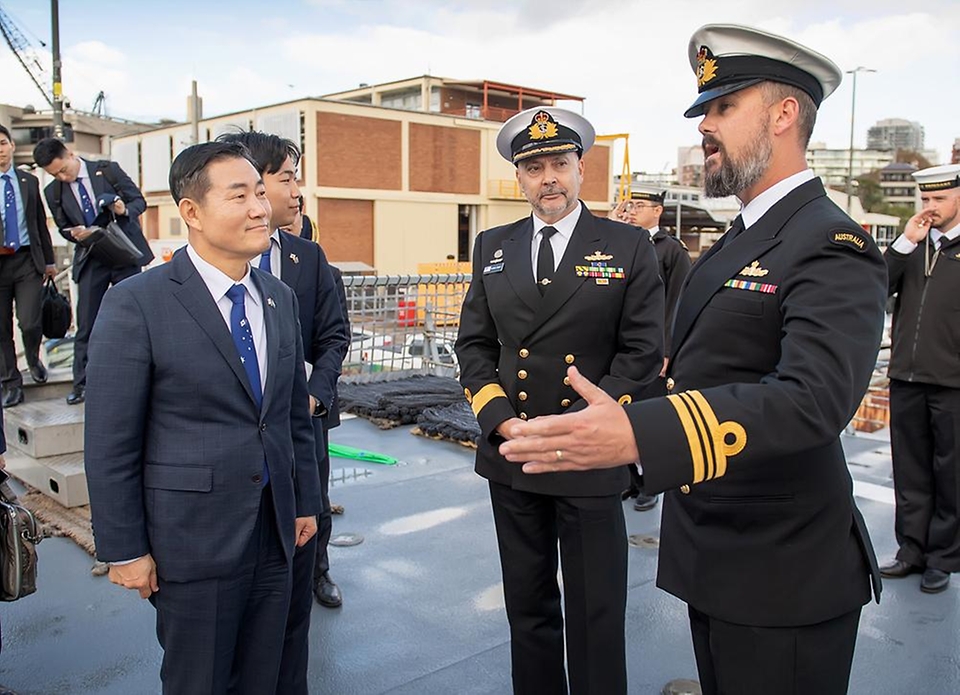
top-left (828, 228), bottom-right (869, 253)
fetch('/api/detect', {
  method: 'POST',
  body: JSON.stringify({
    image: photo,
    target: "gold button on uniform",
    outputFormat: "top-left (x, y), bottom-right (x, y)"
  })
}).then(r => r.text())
top-left (680, 484), bottom-right (690, 494)
top-left (563, 376), bottom-right (571, 386)
top-left (561, 398), bottom-right (571, 407)
top-left (518, 370), bottom-right (528, 380)
top-left (519, 412), bottom-right (528, 420)
top-left (519, 348), bottom-right (530, 358)
top-left (518, 391), bottom-right (528, 401)
top-left (564, 354), bottom-right (575, 364)
top-left (666, 377), bottom-right (676, 392)
top-left (617, 394), bottom-right (632, 405)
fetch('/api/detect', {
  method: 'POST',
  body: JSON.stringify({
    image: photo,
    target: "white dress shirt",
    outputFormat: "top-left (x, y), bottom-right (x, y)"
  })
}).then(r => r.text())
top-left (260, 231), bottom-right (282, 277)
top-left (187, 244), bottom-right (267, 391)
top-left (891, 223), bottom-right (960, 254)
top-left (739, 169), bottom-right (816, 230)
top-left (530, 201), bottom-right (582, 274)
top-left (69, 159), bottom-right (98, 220)
top-left (647, 225), bottom-right (660, 239)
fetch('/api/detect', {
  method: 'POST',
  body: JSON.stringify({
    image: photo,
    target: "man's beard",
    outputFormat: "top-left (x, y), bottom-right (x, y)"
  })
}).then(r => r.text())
top-left (704, 121), bottom-right (773, 198)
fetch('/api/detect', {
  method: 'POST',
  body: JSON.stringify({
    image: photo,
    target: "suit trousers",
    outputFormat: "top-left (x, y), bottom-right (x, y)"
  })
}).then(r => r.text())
top-left (277, 420), bottom-right (329, 695)
top-left (151, 488), bottom-right (292, 695)
top-left (488, 481), bottom-right (628, 695)
top-left (688, 604), bottom-right (861, 695)
top-left (890, 379), bottom-right (960, 572)
top-left (0, 250), bottom-right (42, 389)
top-left (74, 259), bottom-right (139, 388)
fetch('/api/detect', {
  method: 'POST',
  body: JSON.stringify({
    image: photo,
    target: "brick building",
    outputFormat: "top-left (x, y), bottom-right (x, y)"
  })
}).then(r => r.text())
top-left (90, 81), bottom-right (611, 274)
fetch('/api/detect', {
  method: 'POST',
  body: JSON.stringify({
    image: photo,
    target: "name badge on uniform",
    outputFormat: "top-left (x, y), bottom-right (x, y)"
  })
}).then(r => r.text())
top-left (483, 261), bottom-right (504, 275)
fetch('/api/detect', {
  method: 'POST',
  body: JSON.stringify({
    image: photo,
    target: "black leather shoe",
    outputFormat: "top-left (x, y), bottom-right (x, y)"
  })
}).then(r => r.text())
top-left (66, 385), bottom-right (85, 405)
top-left (28, 361), bottom-right (48, 384)
top-left (921, 568), bottom-right (950, 594)
top-left (314, 572), bottom-right (343, 608)
top-left (2, 386), bottom-right (23, 408)
top-left (634, 492), bottom-right (660, 512)
top-left (879, 558), bottom-right (922, 578)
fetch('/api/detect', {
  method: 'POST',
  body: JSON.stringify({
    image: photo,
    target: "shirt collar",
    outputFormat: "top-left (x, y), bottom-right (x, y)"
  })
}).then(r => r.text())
top-left (532, 201), bottom-right (582, 239)
top-left (647, 225), bottom-right (660, 238)
top-left (76, 159), bottom-right (90, 183)
top-left (186, 244), bottom-right (261, 306)
top-left (933, 224), bottom-right (960, 243)
top-left (740, 169), bottom-right (815, 230)
top-left (0, 163), bottom-right (13, 176)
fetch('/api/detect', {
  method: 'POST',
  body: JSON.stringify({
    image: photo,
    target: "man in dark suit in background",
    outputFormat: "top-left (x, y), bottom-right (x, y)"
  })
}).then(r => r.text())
top-left (0, 125), bottom-right (56, 407)
top-left (33, 138), bottom-right (154, 405)
top-left (502, 25), bottom-right (887, 695)
top-left (456, 107), bottom-right (664, 695)
top-left (216, 131), bottom-right (348, 695)
top-left (84, 141), bottom-right (321, 694)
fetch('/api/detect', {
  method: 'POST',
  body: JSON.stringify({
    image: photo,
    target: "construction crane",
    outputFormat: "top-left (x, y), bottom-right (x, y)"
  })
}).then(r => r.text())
top-left (0, 2), bottom-right (53, 107)
top-left (91, 90), bottom-right (106, 116)
top-left (595, 133), bottom-right (631, 204)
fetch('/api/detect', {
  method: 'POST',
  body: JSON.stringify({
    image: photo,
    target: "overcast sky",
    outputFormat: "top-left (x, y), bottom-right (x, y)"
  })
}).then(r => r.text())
top-left (2, 0), bottom-right (958, 173)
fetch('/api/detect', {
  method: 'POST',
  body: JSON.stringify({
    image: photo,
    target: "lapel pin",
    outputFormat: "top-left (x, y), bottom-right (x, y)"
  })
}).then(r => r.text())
top-left (267, 297), bottom-right (276, 308)
top-left (95, 171), bottom-right (103, 176)
top-left (289, 253), bottom-right (299, 264)
top-left (494, 249), bottom-right (503, 259)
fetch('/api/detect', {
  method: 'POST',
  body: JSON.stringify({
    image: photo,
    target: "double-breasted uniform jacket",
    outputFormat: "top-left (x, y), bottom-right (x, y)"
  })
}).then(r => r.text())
top-left (648, 227), bottom-right (692, 356)
top-left (456, 205), bottom-right (664, 498)
top-left (886, 233), bottom-right (960, 387)
top-left (627, 178), bottom-right (887, 627)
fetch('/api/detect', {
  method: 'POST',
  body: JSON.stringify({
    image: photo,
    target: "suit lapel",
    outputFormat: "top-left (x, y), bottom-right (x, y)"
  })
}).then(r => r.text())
top-left (253, 272), bottom-right (280, 415)
top-left (502, 219), bottom-right (540, 312)
top-left (59, 180), bottom-right (84, 227)
top-left (278, 233), bottom-right (301, 288)
top-left (526, 206), bottom-right (600, 336)
top-left (88, 160), bottom-right (107, 198)
top-left (169, 252), bottom-right (259, 407)
top-left (671, 178), bottom-right (825, 355)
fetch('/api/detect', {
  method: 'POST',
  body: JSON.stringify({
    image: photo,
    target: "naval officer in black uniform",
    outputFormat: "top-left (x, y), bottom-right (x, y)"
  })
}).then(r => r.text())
top-left (881, 163), bottom-right (960, 594)
top-left (501, 25), bottom-right (887, 695)
top-left (612, 187), bottom-right (692, 511)
top-left (455, 107), bottom-right (664, 695)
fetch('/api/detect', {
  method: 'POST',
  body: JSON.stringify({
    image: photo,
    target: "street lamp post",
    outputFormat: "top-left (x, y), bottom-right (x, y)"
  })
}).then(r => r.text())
top-left (845, 66), bottom-right (876, 214)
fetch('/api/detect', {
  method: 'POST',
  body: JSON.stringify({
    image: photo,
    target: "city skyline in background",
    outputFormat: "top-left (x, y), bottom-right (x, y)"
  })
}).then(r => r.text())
top-left (1, 0), bottom-right (959, 173)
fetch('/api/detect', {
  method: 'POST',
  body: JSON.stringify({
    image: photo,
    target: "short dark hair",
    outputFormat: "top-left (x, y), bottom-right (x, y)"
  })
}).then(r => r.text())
top-left (169, 141), bottom-right (259, 204)
top-left (216, 131), bottom-right (300, 176)
top-left (33, 138), bottom-right (69, 167)
top-left (0, 125), bottom-right (11, 143)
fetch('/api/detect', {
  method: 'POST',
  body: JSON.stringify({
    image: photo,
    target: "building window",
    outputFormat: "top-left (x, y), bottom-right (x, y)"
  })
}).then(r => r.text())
top-left (465, 103), bottom-right (482, 119)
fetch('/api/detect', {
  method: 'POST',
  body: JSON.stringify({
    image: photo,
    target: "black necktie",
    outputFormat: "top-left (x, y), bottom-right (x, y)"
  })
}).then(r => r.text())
top-left (721, 215), bottom-right (744, 250)
top-left (537, 226), bottom-right (558, 295)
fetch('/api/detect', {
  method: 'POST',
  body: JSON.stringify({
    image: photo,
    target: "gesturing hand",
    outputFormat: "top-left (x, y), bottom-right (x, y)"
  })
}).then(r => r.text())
top-left (499, 366), bottom-right (640, 474)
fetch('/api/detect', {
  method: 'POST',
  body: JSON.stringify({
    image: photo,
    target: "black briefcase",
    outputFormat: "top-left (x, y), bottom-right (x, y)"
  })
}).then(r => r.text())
top-left (40, 278), bottom-right (72, 340)
top-left (86, 220), bottom-right (144, 269)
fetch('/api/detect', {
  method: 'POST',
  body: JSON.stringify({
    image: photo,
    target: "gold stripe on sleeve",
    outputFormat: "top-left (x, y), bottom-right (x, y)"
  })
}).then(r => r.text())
top-left (666, 394), bottom-right (706, 484)
top-left (471, 383), bottom-right (508, 418)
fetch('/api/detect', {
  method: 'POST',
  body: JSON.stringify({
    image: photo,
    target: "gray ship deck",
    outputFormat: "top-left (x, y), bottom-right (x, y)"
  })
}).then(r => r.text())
top-left (0, 418), bottom-right (956, 694)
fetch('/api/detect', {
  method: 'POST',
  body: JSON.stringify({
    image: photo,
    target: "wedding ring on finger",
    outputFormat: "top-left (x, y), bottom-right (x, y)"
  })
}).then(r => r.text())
top-left (555, 449), bottom-right (564, 461)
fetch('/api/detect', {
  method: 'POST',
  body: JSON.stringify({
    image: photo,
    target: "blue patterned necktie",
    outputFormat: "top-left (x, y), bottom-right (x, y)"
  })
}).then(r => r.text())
top-left (258, 242), bottom-right (272, 273)
top-left (2, 174), bottom-right (20, 251)
top-left (76, 177), bottom-right (96, 226)
top-left (226, 284), bottom-right (268, 486)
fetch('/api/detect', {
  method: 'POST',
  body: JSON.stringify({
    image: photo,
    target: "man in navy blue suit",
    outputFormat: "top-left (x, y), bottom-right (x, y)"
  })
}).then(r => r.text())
top-left (217, 131), bottom-right (349, 694)
top-left (34, 138), bottom-right (154, 405)
top-left (85, 141), bottom-right (322, 695)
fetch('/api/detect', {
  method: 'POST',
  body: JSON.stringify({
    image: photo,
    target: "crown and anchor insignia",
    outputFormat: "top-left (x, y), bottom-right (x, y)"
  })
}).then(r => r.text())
top-left (696, 46), bottom-right (718, 88)
top-left (528, 110), bottom-right (559, 141)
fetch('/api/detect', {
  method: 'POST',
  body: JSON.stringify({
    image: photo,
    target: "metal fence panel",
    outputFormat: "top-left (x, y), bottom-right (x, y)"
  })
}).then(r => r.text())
top-left (342, 273), bottom-right (472, 377)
